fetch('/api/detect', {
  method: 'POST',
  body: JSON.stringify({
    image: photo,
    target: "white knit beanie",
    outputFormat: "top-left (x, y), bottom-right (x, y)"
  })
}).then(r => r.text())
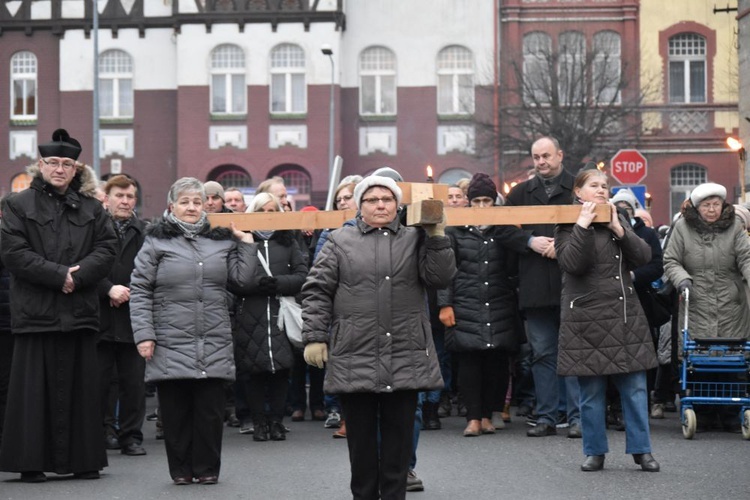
top-left (353, 175), bottom-right (403, 209)
top-left (690, 182), bottom-right (726, 206)
top-left (610, 188), bottom-right (639, 212)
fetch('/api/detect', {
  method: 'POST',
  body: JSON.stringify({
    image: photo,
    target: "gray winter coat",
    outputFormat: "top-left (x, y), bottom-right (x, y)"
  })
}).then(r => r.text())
top-left (301, 217), bottom-right (456, 394)
top-left (663, 204), bottom-right (750, 339)
top-left (130, 219), bottom-right (258, 383)
top-left (555, 217), bottom-right (658, 376)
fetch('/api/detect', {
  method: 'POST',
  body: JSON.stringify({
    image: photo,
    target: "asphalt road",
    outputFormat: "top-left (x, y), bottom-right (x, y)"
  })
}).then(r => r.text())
top-left (1, 404), bottom-right (748, 500)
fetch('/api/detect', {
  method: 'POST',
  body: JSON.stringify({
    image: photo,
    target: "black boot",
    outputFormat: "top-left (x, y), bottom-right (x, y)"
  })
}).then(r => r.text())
top-left (437, 392), bottom-right (452, 418)
top-left (423, 402), bottom-right (442, 430)
top-left (269, 421), bottom-right (287, 441)
top-left (253, 418), bottom-right (269, 442)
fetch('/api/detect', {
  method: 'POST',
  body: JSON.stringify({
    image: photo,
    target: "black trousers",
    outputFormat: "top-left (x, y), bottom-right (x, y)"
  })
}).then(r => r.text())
top-left (157, 379), bottom-right (225, 480)
top-left (242, 369), bottom-right (290, 423)
top-left (0, 334), bottom-right (13, 449)
top-left (97, 341), bottom-right (146, 445)
top-left (340, 390), bottom-right (418, 500)
top-left (458, 348), bottom-right (509, 421)
top-left (289, 350), bottom-right (325, 412)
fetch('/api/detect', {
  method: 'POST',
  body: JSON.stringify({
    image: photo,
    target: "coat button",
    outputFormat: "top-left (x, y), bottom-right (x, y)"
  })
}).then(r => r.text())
top-left (484, 241), bottom-right (488, 245)
top-left (385, 276), bottom-right (390, 280)
top-left (386, 332), bottom-right (391, 337)
top-left (386, 385), bottom-right (392, 390)
top-left (484, 261), bottom-right (488, 264)
top-left (486, 343), bottom-right (492, 347)
top-left (484, 282), bottom-right (488, 285)
top-left (615, 276), bottom-right (620, 280)
top-left (619, 297), bottom-right (623, 301)
top-left (383, 232), bottom-right (389, 236)
top-left (199, 262), bottom-right (203, 266)
top-left (615, 255), bottom-right (619, 259)
top-left (485, 302), bottom-right (489, 306)
top-left (486, 322), bottom-right (491, 326)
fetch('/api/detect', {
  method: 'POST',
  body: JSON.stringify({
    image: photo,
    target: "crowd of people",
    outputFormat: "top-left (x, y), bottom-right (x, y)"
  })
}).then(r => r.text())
top-left (0, 129), bottom-right (748, 499)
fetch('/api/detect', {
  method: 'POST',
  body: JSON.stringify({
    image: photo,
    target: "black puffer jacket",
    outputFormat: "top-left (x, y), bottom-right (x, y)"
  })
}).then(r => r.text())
top-left (231, 231), bottom-right (307, 375)
top-left (97, 217), bottom-right (146, 343)
top-left (504, 170), bottom-right (576, 309)
top-left (437, 225), bottom-right (521, 352)
top-left (555, 215), bottom-right (657, 376)
top-left (0, 170), bottom-right (116, 334)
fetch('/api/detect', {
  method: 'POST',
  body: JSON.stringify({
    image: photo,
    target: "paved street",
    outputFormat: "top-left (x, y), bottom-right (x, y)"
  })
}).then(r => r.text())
top-left (1, 404), bottom-right (748, 500)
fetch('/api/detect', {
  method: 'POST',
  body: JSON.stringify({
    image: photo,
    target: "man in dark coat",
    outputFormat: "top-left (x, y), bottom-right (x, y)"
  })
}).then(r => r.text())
top-left (504, 136), bottom-right (581, 438)
top-left (97, 175), bottom-right (147, 456)
top-left (0, 129), bottom-right (117, 482)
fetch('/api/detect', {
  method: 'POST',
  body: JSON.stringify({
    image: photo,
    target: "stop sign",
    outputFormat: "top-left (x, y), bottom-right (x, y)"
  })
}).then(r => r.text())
top-left (610, 149), bottom-right (648, 184)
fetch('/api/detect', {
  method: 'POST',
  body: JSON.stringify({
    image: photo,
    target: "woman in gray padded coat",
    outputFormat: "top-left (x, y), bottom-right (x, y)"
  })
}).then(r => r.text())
top-left (130, 177), bottom-right (258, 486)
top-left (301, 175), bottom-right (456, 500)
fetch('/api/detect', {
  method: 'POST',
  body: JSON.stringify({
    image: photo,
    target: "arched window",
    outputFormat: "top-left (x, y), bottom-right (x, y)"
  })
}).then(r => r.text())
top-left (11, 51), bottom-right (37, 119)
top-left (670, 163), bottom-right (707, 218)
top-left (668, 33), bottom-right (706, 103)
top-left (437, 168), bottom-right (472, 185)
top-left (270, 44), bottom-right (306, 113)
top-left (437, 46), bottom-right (474, 115)
top-left (522, 32), bottom-right (552, 104)
top-left (593, 31), bottom-right (621, 104)
top-left (99, 50), bottom-right (134, 118)
top-left (215, 168), bottom-right (252, 189)
top-left (558, 31), bottom-right (585, 105)
top-left (359, 46), bottom-right (397, 115)
top-left (211, 44), bottom-right (246, 114)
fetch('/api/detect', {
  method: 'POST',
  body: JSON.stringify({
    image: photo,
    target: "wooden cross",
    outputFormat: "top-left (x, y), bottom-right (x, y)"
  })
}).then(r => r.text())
top-left (207, 182), bottom-right (610, 231)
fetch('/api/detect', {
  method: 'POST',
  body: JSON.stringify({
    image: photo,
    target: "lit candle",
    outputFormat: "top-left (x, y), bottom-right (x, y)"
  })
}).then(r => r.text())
top-left (426, 165), bottom-right (434, 183)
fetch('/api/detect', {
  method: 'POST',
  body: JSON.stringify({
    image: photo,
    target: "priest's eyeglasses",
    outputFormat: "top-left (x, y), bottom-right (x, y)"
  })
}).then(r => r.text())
top-left (42, 158), bottom-right (76, 170)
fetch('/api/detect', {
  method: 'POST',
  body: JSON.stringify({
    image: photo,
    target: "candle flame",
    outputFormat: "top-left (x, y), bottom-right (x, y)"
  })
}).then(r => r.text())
top-left (727, 137), bottom-right (743, 151)
top-left (503, 182), bottom-right (510, 194)
top-left (426, 165), bottom-right (433, 178)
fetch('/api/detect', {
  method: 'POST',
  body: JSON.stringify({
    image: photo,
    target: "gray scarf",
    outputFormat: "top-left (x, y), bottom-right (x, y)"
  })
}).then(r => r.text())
top-left (166, 211), bottom-right (209, 239)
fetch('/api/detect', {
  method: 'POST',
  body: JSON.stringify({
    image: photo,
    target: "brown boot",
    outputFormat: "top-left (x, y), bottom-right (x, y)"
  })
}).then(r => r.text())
top-left (463, 419), bottom-right (481, 437)
top-left (333, 420), bottom-right (347, 439)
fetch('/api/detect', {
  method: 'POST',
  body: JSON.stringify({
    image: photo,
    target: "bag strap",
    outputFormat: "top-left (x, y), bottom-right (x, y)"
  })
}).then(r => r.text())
top-left (257, 251), bottom-right (273, 277)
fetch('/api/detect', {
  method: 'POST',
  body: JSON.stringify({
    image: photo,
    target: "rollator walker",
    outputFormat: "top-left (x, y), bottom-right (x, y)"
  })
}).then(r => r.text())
top-left (679, 289), bottom-right (750, 439)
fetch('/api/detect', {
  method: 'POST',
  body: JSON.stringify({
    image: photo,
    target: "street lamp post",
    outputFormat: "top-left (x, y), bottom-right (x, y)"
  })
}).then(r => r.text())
top-left (727, 137), bottom-right (747, 201)
top-left (321, 44), bottom-right (334, 179)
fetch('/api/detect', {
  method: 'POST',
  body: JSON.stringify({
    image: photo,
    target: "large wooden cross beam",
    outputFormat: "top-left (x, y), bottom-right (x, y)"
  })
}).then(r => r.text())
top-left (208, 182), bottom-right (611, 231)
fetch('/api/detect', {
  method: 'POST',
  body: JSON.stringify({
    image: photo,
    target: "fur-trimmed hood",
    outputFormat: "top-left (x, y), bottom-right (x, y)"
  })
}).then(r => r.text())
top-left (27, 162), bottom-right (99, 198)
top-left (146, 217), bottom-right (235, 241)
top-left (683, 202), bottom-right (735, 234)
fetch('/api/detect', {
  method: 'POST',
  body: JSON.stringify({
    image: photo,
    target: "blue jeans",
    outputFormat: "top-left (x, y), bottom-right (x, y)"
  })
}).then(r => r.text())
top-left (578, 371), bottom-right (652, 456)
top-left (525, 307), bottom-right (564, 425)
top-left (559, 376), bottom-right (581, 425)
top-left (410, 392), bottom-right (425, 470)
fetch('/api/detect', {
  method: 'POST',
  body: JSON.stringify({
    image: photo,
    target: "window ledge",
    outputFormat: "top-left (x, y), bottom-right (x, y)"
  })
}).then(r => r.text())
top-left (100, 118), bottom-right (134, 125)
top-left (437, 114), bottom-right (474, 121)
top-left (10, 119), bottom-right (37, 127)
top-left (359, 114), bottom-right (397, 122)
top-left (211, 114), bottom-right (247, 121)
top-left (270, 113), bottom-right (307, 120)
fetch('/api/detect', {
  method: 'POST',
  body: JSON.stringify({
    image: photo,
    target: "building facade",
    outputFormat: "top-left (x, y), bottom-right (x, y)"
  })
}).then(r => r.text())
top-left (0, 0), bottom-right (497, 217)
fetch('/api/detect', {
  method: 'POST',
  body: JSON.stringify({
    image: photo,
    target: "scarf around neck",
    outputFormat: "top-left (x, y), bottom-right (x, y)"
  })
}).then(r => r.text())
top-left (166, 211), bottom-right (208, 239)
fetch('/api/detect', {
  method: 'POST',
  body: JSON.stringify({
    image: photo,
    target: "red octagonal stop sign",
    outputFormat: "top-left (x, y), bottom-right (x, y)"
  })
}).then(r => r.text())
top-left (610, 149), bottom-right (648, 185)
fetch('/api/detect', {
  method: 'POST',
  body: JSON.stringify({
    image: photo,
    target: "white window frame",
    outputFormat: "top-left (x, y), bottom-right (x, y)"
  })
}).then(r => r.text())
top-left (359, 46), bottom-right (397, 116)
top-left (592, 31), bottom-right (621, 104)
top-left (670, 163), bottom-right (707, 218)
top-left (668, 33), bottom-right (707, 104)
top-left (210, 44), bottom-right (247, 115)
top-left (11, 51), bottom-right (38, 119)
top-left (99, 49), bottom-right (134, 119)
top-left (558, 31), bottom-right (586, 105)
top-left (522, 32), bottom-right (552, 105)
top-left (270, 44), bottom-right (306, 114)
top-left (437, 45), bottom-right (474, 115)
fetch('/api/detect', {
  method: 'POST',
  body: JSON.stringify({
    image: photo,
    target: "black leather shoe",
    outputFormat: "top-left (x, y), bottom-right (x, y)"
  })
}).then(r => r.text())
top-left (253, 421), bottom-right (269, 442)
top-left (121, 443), bottom-right (147, 456)
top-left (526, 423), bottom-right (557, 437)
top-left (269, 421), bottom-right (287, 441)
top-left (581, 455), bottom-right (605, 471)
top-left (73, 471), bottom-right (100, 480)
top-left (20, 471), bottom-right (46, 483)
top-left (104, 434), bottom-right (120, 450)
top-left (567, 423), bottom-right (582, 439)
top-left (633, 453), bottom-right (660, 472)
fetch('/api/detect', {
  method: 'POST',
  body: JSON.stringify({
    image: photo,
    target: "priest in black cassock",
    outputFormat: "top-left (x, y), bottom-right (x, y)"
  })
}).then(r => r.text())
top-left (0, 129), bottom-right (116, 482)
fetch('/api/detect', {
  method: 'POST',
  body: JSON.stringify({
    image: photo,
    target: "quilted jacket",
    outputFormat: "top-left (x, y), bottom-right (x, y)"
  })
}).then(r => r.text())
top-left (231, 232), bottom-right (307, 376)
top-left (130, 219), bottom-right (258, 383)
top-left (437, 224), bottom-right (521, 352)
top-left (663, 204), bottom-right (750, 339)
top-left (555, 216), bottom-right (658, 376)
top-left (301, 216), bottom-right (455, 394)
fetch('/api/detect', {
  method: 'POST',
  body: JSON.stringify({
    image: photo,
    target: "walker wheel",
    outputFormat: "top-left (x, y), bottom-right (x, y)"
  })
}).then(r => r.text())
top-left (742, 410), bottom-right (750, 440)
top-left (682, 408), bottom-right (696, 439)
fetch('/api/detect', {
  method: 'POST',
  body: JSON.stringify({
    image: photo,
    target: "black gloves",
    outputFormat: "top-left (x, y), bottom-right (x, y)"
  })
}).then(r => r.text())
top-left (258, 276), bottom-right (279, 295)
top-left (677, 279), bottom-right (692, 294)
